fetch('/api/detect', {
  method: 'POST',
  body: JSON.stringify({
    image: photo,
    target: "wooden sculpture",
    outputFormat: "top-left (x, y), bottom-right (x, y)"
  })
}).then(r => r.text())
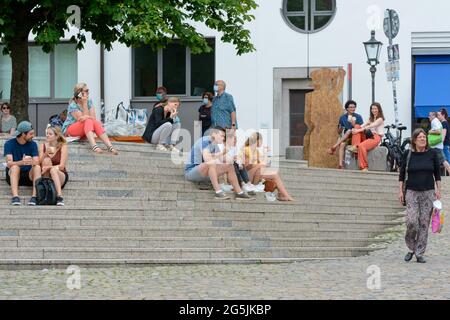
top-left (304, 68), bottom-right (346, 168)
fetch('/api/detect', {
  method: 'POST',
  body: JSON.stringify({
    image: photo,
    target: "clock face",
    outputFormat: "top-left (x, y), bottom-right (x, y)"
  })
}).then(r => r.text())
top-left (384, 10), bottom-right (400, 39)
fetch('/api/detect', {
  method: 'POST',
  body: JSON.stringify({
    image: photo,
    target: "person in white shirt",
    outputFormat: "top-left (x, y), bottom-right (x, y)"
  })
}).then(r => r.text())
top-left (428, 111), bottom-right (450, 175)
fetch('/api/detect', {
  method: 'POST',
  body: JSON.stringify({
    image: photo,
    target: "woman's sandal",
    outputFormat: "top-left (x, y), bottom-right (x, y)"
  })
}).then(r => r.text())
top-left (327, 146), bottom-right (336, 155)
top-left (107, 145), bottom-right (119, 155)
top-left (92, 145), bottom-right (103, 154)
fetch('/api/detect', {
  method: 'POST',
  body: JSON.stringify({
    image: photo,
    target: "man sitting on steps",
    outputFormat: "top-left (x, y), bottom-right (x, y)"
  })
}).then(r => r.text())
top-left (185, 126), bottom-right (254, 200)
top-left (3, 121), bottom-right (41, 206)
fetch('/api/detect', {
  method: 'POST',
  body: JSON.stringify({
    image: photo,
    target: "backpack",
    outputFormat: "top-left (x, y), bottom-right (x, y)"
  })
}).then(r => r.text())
top-left (35, 177), bottom-right (57, 205)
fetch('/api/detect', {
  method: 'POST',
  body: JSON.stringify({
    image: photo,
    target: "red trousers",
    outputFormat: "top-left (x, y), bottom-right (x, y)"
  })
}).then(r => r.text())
top-left (66, 118), bottom-right (105, 138)
top-left (352, 125), bottom-right (382, 170)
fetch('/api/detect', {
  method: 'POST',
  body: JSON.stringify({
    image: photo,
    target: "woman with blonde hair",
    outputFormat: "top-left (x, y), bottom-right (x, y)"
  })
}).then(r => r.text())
top-left (241, 132), bottom-right (294, 201)
top-left (142, 96), bottom-right (181, 151)
top-left (39, 126), bottom-right (69, 206)
top-left (62, 83), bottom-right (118, 155)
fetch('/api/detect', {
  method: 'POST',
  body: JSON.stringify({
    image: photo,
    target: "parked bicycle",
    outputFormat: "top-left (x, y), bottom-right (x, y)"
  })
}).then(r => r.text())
top-left (381, 123), bottom-right (411, 172)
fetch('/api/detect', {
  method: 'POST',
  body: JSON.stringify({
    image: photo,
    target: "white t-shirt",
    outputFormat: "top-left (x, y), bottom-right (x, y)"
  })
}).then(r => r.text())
top-left (431, 118), bottom-right (444, 149)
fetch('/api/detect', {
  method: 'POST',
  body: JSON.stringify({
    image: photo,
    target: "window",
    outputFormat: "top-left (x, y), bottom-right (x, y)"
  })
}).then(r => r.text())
top-left (0, 43), bottom-right (77, 100)
top-left (282, 0), bottom-right (336, 33)
top-left (133, 38), bottom-right (215, 97)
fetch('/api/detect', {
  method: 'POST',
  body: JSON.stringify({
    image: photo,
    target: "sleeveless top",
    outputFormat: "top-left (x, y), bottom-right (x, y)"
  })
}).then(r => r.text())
top-left (43, 144), bottom-right (67, 172)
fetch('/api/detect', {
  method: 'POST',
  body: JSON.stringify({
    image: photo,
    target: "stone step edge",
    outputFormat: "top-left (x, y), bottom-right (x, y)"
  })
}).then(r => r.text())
top-left (0, 257), bottom-right (364, 269)
top-left (0, 215), bottom-right (403, 225)
top-left (0, 236), bottom-right (389, 242)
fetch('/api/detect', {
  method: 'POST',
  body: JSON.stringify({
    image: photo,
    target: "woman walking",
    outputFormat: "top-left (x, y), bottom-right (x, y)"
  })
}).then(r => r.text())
top-left (399, 128), bottom-right (441, 263)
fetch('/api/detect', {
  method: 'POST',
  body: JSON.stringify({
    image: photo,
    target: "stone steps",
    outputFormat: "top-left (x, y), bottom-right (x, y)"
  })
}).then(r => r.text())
top-left (0, 236), bottom-right (387, 249)
top-left (0, 215), bottom-right (399, 231)
top-left (2, 226), bottom-right (387, 239)
top-left (0, 246), bottom-right (381, 260)
top-left (0, 138), bottom-right (406, 266)
top-left (0, 206), bottom-right (403, 222)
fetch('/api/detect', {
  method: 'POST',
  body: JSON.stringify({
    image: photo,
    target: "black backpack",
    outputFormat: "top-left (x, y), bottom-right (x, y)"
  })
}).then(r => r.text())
top-left (35, 177), bottom-right (57, 205)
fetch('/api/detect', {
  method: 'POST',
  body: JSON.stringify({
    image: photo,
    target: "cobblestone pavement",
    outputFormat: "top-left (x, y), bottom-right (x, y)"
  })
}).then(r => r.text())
top-left (1, 210), bottom-right (450, 300)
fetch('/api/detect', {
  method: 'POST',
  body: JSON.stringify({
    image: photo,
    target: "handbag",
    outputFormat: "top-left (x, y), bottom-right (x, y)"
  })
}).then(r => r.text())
top-left (428, 133), bottom-right (443, 146)
top-left (402, 150), bottom-right (412, 206)
top-left (364, 129), bottom-right (374, 139)
top-left (264, 179), bottom-right (277, 193)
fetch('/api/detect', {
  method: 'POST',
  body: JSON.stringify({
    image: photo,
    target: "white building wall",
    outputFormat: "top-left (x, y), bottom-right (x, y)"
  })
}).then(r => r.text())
top-left (75, 0), bottom-right (450, 135)
top-left (77, 33), bottom-right (101, 118)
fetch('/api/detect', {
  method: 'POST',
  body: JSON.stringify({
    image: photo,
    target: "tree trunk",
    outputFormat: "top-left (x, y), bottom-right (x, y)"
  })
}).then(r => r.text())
top-left (10, 33), bottom-right (29, 123)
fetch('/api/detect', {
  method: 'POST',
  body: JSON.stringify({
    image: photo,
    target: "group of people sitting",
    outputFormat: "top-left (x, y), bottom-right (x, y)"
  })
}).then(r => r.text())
top-left (2, 82), bottom-right (120, 206)
top-left (327, 100), bottom-right (386, 171)
top-left (184, 127), bottom-right (294, 201)
top-left (2, 80), bottom-right (293, 205)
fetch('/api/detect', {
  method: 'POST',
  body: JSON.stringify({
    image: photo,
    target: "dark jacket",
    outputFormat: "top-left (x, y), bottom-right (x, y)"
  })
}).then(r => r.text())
top-left (198, 104), bottom-right (212, 132)
top-left (142, 106), bottom-right (173, 143)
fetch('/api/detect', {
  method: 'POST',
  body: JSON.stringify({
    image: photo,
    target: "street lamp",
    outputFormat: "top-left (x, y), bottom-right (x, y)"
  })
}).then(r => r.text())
top-left (363, 30), bottom-right (383, 103)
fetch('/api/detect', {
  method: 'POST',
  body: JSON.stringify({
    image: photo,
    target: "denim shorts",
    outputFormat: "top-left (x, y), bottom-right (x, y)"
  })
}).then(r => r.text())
top-left (185, 165), bottom-right (209, 182)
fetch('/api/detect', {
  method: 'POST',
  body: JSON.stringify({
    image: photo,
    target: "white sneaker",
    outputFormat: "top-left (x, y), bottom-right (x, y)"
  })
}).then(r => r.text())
top-left (220, 183), bottom-right (234, 192)
top-left (242, 183), bottom-right (255, 193)
top-left (254, 183), bottom-right (266, 193)
top-left (167, 145), bottom-right (181, 153)
top-left (156, 144), bottom-right (168, 151)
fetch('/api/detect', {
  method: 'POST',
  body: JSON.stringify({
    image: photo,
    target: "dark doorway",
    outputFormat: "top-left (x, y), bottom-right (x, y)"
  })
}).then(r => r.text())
top-left (289, 89), bottom-right (308, 146)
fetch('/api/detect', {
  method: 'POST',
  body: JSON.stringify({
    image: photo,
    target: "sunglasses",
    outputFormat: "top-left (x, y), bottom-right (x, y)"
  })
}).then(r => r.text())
top-left (2, 107), bottom-right (10, 110)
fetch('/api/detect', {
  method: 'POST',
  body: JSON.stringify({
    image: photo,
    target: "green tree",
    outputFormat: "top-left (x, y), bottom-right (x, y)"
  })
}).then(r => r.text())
top-left (0, 0), bottom-right (257, 122)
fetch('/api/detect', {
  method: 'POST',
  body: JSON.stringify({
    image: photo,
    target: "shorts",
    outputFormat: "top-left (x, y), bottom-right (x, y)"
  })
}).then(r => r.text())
top-left (185, 165), bottom-right (209, 182)
top-left (5, 168), bottom-right (33, 186)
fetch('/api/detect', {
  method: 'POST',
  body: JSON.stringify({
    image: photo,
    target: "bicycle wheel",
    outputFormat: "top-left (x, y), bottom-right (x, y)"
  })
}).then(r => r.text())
top-left (386, 148), bottom-right (396, 172)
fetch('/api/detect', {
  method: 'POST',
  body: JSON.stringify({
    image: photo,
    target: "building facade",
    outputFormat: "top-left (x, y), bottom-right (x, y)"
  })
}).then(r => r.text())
top-left (1, 0), bottom-right (450, 154)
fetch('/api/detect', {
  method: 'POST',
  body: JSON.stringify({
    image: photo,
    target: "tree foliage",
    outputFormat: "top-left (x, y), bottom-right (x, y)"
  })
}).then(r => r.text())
top-left (0, 0), bottom-right (257, 121)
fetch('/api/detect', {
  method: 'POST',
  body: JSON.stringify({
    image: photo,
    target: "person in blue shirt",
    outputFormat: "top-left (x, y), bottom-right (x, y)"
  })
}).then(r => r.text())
top-left (185, 126), bottom-right (253, 200)
top-left (211, 80), bottom-right (237, 129)
top-left (3, 121), bottom-right (41, 206)
top-left (327, 100), bottom-right (364, 169)
top-left (48, 109), bottom-right (67, 128)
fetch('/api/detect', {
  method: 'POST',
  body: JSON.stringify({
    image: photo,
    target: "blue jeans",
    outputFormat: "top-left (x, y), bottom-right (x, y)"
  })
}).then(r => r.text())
top-left (444, 145), bottom-right (450, 163)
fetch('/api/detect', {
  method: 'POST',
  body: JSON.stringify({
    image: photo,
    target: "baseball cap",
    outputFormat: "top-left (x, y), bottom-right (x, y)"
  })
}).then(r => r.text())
top-left (14, 121), bottom-right (33, 137)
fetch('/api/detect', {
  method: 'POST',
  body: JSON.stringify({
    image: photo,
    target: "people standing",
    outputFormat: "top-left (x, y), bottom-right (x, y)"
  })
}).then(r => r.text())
top-left (39, 126), bottom-right (69, 206)
top-left (142, 97), bottom-right (181, 151)
top-left (327, 100), bottom-right (364, 169)
top-left (211, 80), bottom-right (237, 129)
top-left (437, 108), bottom-right (450, 163)
top-left (428, 111), bottom-right (450, 175)
top-left (62, 83), bottom-right (119, 155)
top-left (399, 129), bottom-right (441, 263)
top-left (199, 92), bottom-right (213, 136)
top-left (348, 102), bottom-right (385, 172)
top-left (153, 86), bottom-right (168, 108)
top-left (0, 102), bottom-right (17, 136)
top-left (3, 121), bottom-right (41, 205)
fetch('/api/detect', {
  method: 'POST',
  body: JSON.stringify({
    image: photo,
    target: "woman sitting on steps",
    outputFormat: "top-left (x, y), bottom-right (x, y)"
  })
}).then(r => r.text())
top-left (62, 82), bottom-right (118, 155)
top-left (241, 132), bottom-right (294, 201)
top-left (39, 126), bottom-right (69, 206)
top-left (347, 102), bottom-right (385, 172)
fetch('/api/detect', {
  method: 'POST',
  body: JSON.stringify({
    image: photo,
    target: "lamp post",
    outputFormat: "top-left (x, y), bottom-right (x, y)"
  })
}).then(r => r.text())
top-left (363, 30), bottom-right (383, 103)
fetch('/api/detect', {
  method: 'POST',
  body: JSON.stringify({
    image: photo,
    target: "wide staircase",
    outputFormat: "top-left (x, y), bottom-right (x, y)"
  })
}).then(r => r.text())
top-left (0, 139), bottom-right (406, 268)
